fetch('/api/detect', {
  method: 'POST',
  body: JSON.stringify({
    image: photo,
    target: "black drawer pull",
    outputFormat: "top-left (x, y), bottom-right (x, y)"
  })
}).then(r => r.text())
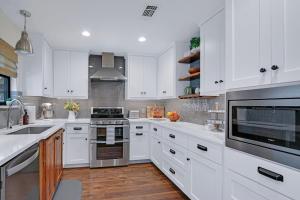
top-left (153, 128), bottom-right (157, 132)
top-left (257, 167), bottom-right (284, 182)
top-left (136, 126), bottom-right (143, 129)
top-left (136, 133), bottom-right (143, 136)
top-left (169, 134), bottom-right (175, 139)
top-left (169, 168), bottom-right (175, 175)
top-left (169, 149), bottom-right (176, 154)
top-left (197, 144), bottom-right (207, 151)
top-left (73, 127), bottom-right (82, 130)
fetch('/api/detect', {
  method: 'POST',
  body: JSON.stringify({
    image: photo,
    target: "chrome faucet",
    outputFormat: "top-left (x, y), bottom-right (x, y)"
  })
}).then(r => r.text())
top-left (6, 98), bottom-right (25, 129)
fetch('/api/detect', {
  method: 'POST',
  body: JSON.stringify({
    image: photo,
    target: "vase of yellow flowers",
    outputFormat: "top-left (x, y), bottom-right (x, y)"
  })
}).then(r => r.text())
top-left (64, 101), bottom-right (80, 121)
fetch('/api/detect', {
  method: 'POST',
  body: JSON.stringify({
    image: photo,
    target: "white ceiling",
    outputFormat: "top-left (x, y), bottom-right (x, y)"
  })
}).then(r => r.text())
top-left (0, 0), bottom-right (224, 55)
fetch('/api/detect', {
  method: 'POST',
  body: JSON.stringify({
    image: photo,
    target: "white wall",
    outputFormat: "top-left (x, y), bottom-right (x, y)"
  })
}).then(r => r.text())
top-left (0, 9), bottom-right (23, 94)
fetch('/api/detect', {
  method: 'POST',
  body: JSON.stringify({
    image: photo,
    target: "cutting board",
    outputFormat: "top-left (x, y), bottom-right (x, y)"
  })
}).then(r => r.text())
top-left (147, 106), bottom-right (165, 118)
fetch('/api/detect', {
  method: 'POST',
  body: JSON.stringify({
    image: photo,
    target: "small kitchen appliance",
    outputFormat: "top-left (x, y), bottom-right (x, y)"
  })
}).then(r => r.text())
top-left (41, 103), bottom-right (54, 119)
top-left (89, 107), bottom-right (129, 168)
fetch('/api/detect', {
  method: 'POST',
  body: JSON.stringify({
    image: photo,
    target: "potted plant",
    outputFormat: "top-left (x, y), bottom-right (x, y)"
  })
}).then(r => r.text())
top-left (64, 101), bottom-right (80, 121)
top-left (190, 37), bottom-right (200, 53)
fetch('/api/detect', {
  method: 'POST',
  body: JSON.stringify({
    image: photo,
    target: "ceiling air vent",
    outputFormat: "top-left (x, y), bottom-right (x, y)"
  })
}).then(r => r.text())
top-left (142, 5), bottom-right (158, 17)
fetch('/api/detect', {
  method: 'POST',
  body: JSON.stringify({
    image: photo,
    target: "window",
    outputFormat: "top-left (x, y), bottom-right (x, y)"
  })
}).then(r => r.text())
top-left (0, 74), bottom-right (10, 105)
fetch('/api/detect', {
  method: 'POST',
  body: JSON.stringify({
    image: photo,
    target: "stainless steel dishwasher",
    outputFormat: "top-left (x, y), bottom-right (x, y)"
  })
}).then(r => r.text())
top-left (0, 143), bottom-right (39, 200)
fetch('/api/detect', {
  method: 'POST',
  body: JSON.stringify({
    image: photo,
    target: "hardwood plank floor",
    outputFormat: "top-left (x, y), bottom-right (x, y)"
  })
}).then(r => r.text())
top-left (62, 163), bottom-right (190, 200)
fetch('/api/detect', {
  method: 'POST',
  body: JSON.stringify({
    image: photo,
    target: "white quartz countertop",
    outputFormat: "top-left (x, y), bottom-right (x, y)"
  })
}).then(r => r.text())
top-left (0, 118), bottom-right (90, 166)
top-left (129, 118), bottom-right (225, 145)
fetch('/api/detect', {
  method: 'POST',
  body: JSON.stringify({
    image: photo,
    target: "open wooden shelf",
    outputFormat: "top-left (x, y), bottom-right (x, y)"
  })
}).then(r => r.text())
top-left (178, 94), bottom-right (217, 99)
top-left (178, 52), bottom-right (200, 64)
top-left (178, 72), bottom-right (200, 81)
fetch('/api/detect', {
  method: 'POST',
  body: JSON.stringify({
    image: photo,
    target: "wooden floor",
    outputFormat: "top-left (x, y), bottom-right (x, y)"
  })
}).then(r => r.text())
top-left (62, 163), bottom-right (189, 200)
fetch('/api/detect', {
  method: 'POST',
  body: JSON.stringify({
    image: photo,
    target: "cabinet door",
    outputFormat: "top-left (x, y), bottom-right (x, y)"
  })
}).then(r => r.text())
top-left (224, 169), bottom-right (291, 200)
top-left (44, 135), bottom-right (56, 200)
top-left (69, 52), bottom-right (88, 98)
top-left (158, 47), bottom-right (175, 98)
top-left (226, 0), bottom-right (271, 89)
top-left (200, 10), bottom-right (225, 95)
top-left (188, 153), bottom-right (222, 200)
top-left (127, 56), bottom-right (144, 98)
top-left (54, 131), bottom-right (63, 183)
top-left (65, 134), bottom-right (89, 165)
top-left (130, 132), bottom-right (149, 160)
top-left (271, 0), bottom-right (300, 84)
top-left (142, 57), bottom-right (157, 98)
top-left (53, 50), bottom-right (70, 97)
top-left (43, 41), bottom-right (53, 97)
top-left (150, 136), bottom-right (162, 168)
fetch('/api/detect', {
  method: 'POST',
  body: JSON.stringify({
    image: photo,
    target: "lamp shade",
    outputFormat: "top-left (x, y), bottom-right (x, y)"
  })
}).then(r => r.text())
top-left (15, 31), bottom-right (33, 54)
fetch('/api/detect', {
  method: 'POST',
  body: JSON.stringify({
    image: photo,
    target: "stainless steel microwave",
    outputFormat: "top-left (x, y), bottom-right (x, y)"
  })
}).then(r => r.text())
top-left (226, 85), bottom-right (300, 169)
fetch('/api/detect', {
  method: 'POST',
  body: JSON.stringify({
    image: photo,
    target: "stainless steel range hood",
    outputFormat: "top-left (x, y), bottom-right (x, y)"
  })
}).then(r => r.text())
top-left (90, 52), bottom-right (127, 81)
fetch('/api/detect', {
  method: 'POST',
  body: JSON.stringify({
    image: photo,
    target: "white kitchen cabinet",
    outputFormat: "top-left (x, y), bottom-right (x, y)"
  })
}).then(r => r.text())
top-left (188, 152), bottom-right (222, 200)
top-left (200, 10), bottom-right (225, 95)
top-left (157, 42), bottom-right (189, 99)
top-left (127, 55), bottom-right (157, 99)
top-left (226, 0), bottom-right (300, 90)
top-left (224, 169), bottom-right (291, 200)
top-left (53, 50), bottom-right (88, 99)
top-left (22, 33), bottom-right (53, 97)
top-left (130, 131), bottom-right (150, 160)
top-left (64, 134), bottom-right (89, 165)
top-left (150, 136), bottom-right (162, 168)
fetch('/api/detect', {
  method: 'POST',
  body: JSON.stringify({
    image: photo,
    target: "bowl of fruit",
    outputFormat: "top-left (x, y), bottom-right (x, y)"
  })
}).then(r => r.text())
top-left (167, 112), bottom-right (180, 122)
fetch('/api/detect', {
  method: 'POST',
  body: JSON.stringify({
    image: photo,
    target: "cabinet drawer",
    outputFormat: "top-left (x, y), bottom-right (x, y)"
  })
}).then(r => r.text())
top-left (225, 148), bottom-right (300, 200)
top-left (150, 124), bottom-right (162, 138)
top-left (162, 141), bottom-right (188, 169)
top-left (162, 157), bottom-right (187, 193)
top-left (66, 124), bottom-right (89, 134)
top-left (188, 136), bottom-right (222, 164)
top-left (130, 123), bottom-right (149, 132)
top-left (163, 128), bottom-right (188, 148)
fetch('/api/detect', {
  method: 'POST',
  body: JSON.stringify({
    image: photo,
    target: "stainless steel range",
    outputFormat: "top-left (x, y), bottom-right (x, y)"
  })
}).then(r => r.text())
top-left (89, 107), bottom-right (129, 168)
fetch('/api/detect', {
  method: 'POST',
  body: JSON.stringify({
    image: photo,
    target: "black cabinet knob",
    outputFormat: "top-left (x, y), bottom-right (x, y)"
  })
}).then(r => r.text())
top-left (214, 81), bottom-right (219, 84)
top-left (260, 68), bottom-right (266, 73)
top-left (187, 158), bottom-right (190, 161)
top-left (271, 65), bottom-right (279, 71)
top-left (219, 80), bottom-right (224, 83)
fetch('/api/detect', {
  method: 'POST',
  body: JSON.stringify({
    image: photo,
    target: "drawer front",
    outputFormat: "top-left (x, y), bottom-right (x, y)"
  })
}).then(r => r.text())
top-left (130, 132), bottom-right (149, 160)
top-left (188, 136), bottom-right (222, 164)
top-left (130, 123), bottom-right (149, 132)
top-left (163, 128), bottom-right (188, 148)
top-left (162, 141), bottom-right (188, 169)
top-left (162, 157), bottom-right (187, 193)
top-left (66, 124), bottom-right (89, 134)
top-left (150, 124), bottom-right (162, 138)
top-left (225, 148), bottom-right (300, 200)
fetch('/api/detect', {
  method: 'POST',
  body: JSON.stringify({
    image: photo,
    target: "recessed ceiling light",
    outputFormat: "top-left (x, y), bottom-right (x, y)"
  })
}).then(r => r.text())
top-left (81, 31), bottom-right (91, 37)
top-left (138, 36), bottom-right (146, 42)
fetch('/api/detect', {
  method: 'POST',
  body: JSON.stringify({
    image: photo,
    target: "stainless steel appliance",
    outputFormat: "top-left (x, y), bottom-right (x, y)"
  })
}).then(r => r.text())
top-left (1, 144), bottom-right (39, 200)
top-left (41, 103), bottom-right (54, 119)
top-left (226, 85), bottom-right (300, 169)
top-left (90, 107), bottom-right (129, 168)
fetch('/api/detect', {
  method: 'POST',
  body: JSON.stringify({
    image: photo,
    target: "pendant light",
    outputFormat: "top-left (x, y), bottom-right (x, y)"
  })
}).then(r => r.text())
top-left (15, 10), bottom-right (33, 54)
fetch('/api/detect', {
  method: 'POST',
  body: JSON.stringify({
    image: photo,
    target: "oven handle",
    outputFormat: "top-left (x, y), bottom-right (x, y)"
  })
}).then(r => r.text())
top-left (90, 125), bottom-right (129, 128)
top-left (6, 148), bottom-right (39, 177)
top-left (90, 139), bottom-right (129, 144)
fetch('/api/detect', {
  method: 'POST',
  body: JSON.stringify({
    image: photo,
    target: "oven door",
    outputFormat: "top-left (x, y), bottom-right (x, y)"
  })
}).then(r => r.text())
top-left (90, 140), bottom-right (129, 167)
top-left (228, 98), bottom-right (300, 156)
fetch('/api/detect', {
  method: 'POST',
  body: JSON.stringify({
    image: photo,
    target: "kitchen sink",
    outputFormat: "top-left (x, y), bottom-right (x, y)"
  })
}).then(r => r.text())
top-left (7, 126), bottom-right (53, 135)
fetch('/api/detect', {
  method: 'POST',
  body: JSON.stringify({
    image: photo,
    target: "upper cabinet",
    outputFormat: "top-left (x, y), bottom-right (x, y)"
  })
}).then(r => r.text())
top-left (127, 55), bottom-right (157, 99)
top-left (22, 34), bottom-right (53, 97)
top-left (226, 0), bottom-right (300, 90)
top-left (200, 10), bottom-right (225, 96)
top-left (53, 50), bottom-right (88, 99)
top-left (157, 42), bottom-right (189, 99)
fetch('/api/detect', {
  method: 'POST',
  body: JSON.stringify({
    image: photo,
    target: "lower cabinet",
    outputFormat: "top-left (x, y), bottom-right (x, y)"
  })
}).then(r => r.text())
top-left (64, 134), bottom-right (89, 165)
top-left (130, 131), bottom-right (150, 160)
top-left (224, 169), bottom-right (291, 200)
top-left (39, 128), bottom-right (63, 200)
top-left (188, 152), bottom-right (222, 200)
top-left (150, 136), bottom-right (162, 168)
